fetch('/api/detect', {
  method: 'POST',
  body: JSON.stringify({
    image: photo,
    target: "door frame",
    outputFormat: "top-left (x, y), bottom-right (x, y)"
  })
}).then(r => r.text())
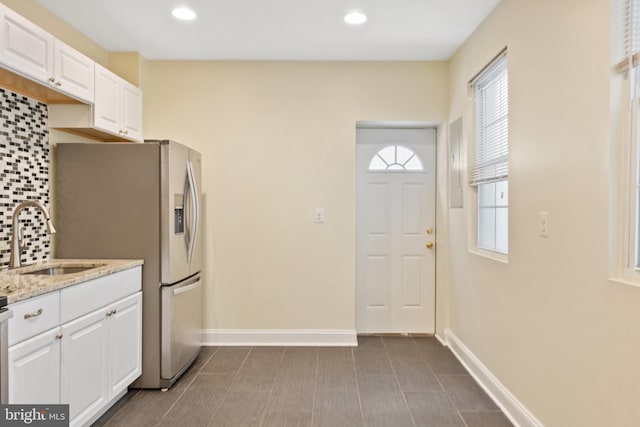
top-left (355, 121), bottom-right (440, 335)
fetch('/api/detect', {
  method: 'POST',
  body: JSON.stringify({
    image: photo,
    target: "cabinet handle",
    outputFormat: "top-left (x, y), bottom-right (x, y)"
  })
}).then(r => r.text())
top-left (55, 333), bottom-right (63, 340)
top-left (48, 77), bottom-right (55, 83)
top-left (55, 81), bottom-right (62, 87)
top-left (124, 130), bottom-right (128, 135)
top-left (24, 308), bottom-right (43, 319)
top-left (106, 309), bottom-right (117, 317)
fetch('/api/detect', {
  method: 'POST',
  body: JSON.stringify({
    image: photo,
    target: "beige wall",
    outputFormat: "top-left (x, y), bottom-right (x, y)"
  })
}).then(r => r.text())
top-left (143, 61), bottom-right (449, 330)
top-left (448, 0), bottom-right (640, 425)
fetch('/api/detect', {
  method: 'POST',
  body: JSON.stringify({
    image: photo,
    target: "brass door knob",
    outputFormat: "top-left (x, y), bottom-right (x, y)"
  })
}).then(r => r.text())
top-left (426, 242), bottom-right (434, 249)
top-left (426, 227), bottom-right (434, 234)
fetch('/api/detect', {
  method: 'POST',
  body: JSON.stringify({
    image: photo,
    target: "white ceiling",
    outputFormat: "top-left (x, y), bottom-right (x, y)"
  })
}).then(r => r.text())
top-left (36, 0), bottom-right (500, 61)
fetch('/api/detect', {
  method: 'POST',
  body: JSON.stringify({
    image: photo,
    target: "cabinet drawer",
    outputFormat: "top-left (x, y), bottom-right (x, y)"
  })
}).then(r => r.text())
top-left (8, 291), bottom-right (60, 346)
top-left (60, 267), bottom-right (142, 324)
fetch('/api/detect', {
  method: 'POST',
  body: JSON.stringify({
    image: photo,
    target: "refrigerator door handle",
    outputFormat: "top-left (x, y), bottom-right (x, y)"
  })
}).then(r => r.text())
top-left (186, 161), bottom-right (198, 263)
top-left (173, 280), bottom-right (201, 296)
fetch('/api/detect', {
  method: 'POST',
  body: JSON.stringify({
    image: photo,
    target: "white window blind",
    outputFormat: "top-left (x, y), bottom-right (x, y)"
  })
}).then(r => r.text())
top-left (613, 0), bottom-right (640, 73)
top-left (470, 54), bottom-right (508, 186)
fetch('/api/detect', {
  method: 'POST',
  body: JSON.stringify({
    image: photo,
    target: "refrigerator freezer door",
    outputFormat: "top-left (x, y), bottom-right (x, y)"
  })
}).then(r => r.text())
top-left (161, 141), bottom-right (191, 285)
top-left (161, 274), bottom-right (202, 381)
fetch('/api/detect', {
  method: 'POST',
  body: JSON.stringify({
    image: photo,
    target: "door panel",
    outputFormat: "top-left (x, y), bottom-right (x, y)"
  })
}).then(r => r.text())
top-left (8, 328), bottom-right (60, 404)
top-left (366, 255), bottom-right (389, 307)
top-left (121, 79), bottom-right (142, 141)
top-left (402, 183), bottom-right (423, 235)
top-left (109, 292), bottom-right (142, 399)
top-left (54, 39), bottom-right (94, 103)
top-left (366, 183), bottom-right (389, 235)
top-left (401, 256), bottom-right (423, 307)
top-left (356, 128), bottom-right (436, 333)
top-left (94, 63), bottom-right (120, 134)
top-left (0, 6), bottom-right (53, 82)
top-left (60, 310), bottom-right (109, 425)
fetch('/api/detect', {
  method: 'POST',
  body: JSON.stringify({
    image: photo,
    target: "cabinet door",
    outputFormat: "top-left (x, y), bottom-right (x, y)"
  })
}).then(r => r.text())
top-left (108, 292), bottom-right (142, 399)
top-left (61, 308), bottom-right (109, 427)
top-left (94, 63), bottom-right (120, 135)
top-left (0, 4), bottom-right (53, 82)
top-left (54, 40), bottom-right (94, 103)
top-left (8, 327), bottom-right (60, 404)
top-left (121, 79), bottom-right (143, 141)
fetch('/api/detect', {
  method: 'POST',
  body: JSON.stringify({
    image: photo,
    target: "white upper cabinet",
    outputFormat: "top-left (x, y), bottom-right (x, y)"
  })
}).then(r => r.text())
top-left (94, 63), bottom-right (143, 141)
top-left (121, 78), bottom-right (143, 141)
top-left (0, 5), bottom-right (54, 83)
top-left (94, 63), bottom-right (121, 134)
top-left (53, 39), bottom-right (94, 103)
top-left (0, 4), bottom-right (143, 141)
top-left (49, 64), bottom-right (143, 142)
top-left (0, 4), bottom-right (94, 103)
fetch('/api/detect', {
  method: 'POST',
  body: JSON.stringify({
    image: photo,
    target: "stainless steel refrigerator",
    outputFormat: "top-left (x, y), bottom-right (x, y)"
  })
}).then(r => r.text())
top-left (55, 140), bottom-right (203, 389)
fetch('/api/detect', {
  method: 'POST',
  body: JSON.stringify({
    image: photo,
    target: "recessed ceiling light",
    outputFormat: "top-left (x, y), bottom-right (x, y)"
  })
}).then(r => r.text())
top-left (344, 11), bottom-right (367, 25)
top-left (172, 7), bottom-right (196, 21)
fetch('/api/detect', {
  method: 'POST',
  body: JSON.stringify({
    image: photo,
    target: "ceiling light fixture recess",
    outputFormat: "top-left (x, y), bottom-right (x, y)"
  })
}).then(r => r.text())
top-left (344, 11), bottom-right (367, 25)
top-left (172, 7), bottom-right (197, 21)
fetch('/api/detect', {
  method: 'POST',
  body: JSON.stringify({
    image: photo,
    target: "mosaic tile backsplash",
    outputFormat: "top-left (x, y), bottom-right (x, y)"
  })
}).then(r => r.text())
top-left (0, 88), bottom-right (50, 268)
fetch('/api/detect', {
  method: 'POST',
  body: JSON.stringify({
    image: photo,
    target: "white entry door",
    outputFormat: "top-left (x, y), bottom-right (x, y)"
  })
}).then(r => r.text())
top-left (356, 127), bottom-right (436, 333)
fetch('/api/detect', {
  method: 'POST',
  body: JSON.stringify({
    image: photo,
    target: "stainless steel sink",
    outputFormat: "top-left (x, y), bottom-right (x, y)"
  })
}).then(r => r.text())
top-left (23, 264), bottom-right (106, 276)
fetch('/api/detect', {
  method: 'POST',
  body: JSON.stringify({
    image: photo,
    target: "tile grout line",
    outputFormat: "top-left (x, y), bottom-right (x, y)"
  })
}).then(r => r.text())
top-left (351, 343), bottom-right (366, 427)
top-left (205, 346), bottom-right (254, 427)
top-left (156, 346), bottom-right (220, 424)
top-left (309, 347), bottom-right (320, 427)
top-left (256, 347), bottom-right (286, 427)
top-left (381, 337), bottom-right (418, 427)
top-left (413, 337), bottom-right (470, 427)
top-left (95, 389), bottom-right (142, 426)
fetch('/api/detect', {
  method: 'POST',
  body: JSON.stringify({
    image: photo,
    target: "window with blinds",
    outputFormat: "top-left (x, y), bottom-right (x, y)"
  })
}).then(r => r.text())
top-left (613, 0), bottom-right (640, 274)
top-left (472, 51), bottom-right (509, 255)
top-left (471, 53), bottom-right (508, 186)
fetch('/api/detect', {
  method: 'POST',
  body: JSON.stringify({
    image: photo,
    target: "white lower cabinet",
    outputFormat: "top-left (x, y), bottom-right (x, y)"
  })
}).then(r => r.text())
top-left (8, 327), bottom-right (61, 404)
top-left (7, 267), bottom-right (142, 427)
top-left (108, 294), bottom-right (142, 397)
top-left (61, 305), bottom-right (110, 426)
top-left (62, 292), bottom-right (141, 427)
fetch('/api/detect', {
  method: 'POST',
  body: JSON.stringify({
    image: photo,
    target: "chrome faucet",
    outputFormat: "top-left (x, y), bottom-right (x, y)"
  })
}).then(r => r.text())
top-left (9, 201), bottom-right (56, 269)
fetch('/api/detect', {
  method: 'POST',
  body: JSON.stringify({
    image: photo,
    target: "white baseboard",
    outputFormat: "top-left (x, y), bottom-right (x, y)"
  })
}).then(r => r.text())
top-left (202, 329), bottom-right (358, 346)
top-left (445, 329), bottom-right (543, 427)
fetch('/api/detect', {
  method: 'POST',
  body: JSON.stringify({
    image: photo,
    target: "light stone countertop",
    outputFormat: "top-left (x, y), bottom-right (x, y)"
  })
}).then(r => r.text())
top-left (0, 259), bottom-right (144, 304)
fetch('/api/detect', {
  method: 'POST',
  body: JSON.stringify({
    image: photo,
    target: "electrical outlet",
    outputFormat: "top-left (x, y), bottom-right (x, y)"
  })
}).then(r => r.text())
top-left (314, 208), bottom-right (325, 223)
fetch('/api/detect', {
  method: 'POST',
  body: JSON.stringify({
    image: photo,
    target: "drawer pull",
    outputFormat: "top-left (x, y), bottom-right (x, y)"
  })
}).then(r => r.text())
top-left (55, 333), bottom-right (63, 340)
top-left (24, 309), bottom-right (43, 320)
top-left (106, 309), bottom-right (117, 317)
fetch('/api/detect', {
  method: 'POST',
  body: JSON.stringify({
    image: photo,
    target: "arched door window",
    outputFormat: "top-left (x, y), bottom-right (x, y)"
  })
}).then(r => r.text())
top-left (368, 145), bottom-right (424, 171)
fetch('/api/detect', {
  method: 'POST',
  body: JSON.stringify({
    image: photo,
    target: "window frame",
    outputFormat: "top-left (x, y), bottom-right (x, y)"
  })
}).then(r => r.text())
top-left (620, 74), bottom-right (640, 281)
top-left (469, 50), bottom-right (509, 258)
top-left (612, 0), bottom-right (640, 285)
top-left (367, 144), bottom-right (424, 172)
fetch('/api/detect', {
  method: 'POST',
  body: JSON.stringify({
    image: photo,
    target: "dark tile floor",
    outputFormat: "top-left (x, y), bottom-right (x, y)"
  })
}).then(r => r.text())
top-left (94, 336), bottom-right (513, 427)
